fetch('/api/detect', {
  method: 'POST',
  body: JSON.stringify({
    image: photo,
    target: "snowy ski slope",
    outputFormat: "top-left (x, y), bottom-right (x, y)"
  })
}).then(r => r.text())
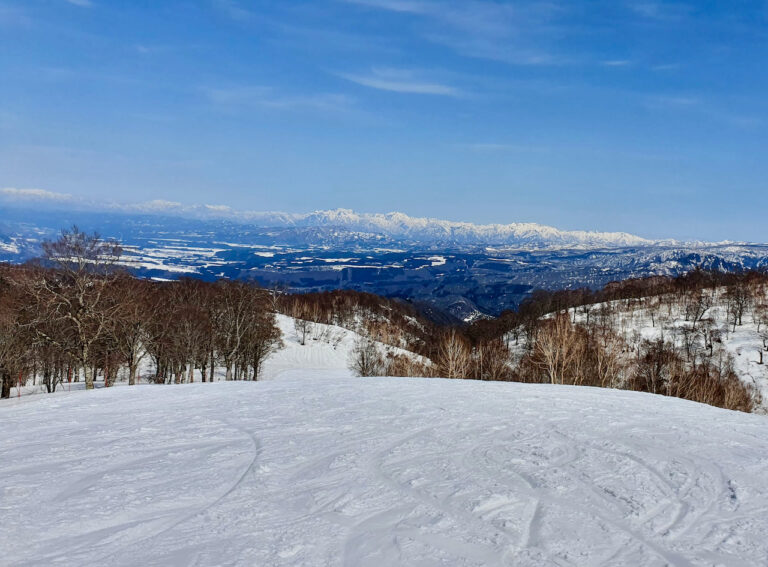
top-left (2, 373), bottom-right (768, 566)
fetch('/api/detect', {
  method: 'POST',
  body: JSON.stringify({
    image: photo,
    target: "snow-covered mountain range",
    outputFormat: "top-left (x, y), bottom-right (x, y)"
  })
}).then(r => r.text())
top-left (236, 208), bottom-right (656, 248)
top-left (1, 189), bottom-right (657, 249)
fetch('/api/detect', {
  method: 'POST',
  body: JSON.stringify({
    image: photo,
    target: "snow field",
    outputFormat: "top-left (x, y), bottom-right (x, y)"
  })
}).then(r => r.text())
top-left (2, 375), bottom-right (768, 566)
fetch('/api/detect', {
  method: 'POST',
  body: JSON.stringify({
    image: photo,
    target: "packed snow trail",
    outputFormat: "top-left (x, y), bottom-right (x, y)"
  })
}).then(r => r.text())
top-left (2, 374), bottom-right (768, 566)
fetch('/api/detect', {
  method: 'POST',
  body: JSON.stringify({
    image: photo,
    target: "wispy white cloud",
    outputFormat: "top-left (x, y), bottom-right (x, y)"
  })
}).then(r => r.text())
top-left (343, 0), bottom-right (566, 65)
top-left (644, 95), bottom-right (700, 108)
top-left (0, 187), bottom-right (73, 201)
top-left (642, 94), bottom-right (762, 129)
top-left (65, 0), bottom-right (93, 7)
top-left (202, 86), bottom-right (356, 112)
top-left (344, 0), bottom-right (428, 14)
top-left (651, 63), bottom-right (681, 71)
top-left (213, 0), bottom-right (254, 22)
top-left (628, 2), bottom-right (692, 21)
top-left (338, 67), bottom-right (461, 96)
top-left (134, 44), bottom-right (155, 55)
top-left (602, 60), bottom-right (632, 67)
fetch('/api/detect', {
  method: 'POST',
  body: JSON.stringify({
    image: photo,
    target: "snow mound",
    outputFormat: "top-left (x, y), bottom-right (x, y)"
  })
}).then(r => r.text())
top-left (260, 314), bottom-right (358, 380)
top-left (2, 375), bottom-right (767, 565)
top-left (260, 314), bottom-right (424, 380)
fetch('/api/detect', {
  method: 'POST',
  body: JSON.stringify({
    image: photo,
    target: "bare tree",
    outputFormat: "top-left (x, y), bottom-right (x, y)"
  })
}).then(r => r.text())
top-left (645, 295), bottom-right (661, 328)
top-left (685, 290), bottom-right (713, 327)
top-left (634, 338), bottom-right (677, 395)
top-left (590, 328), bottom-right (625, 388)
top-left (726, 283), bottom-right (751, 331)
top-left (169, 279), bottom-right (212, 383)
top-left (533, 313), bottom-right (584, 385)
top-left (0, 273), bottom-right (26, 398)
top-left (695, 319), bottom-right (722, 358)
top-left (436, 329), bottom-right (471, 379)
top-left (294, 317), bottom-right (314, 346)
top-left (754, 301), bottom-right (768, 334)
top-left (243, 300), bottom-right (282, 380)
top-left (472, 339), bottom-right (512, 381)
top-left (112, 276), bottom-right (152, 385)
top-left (349, 337), bottom-right (384, 377)
top-left (213, 280), bottom-right (271, 381)
top-left (22, 227), bottom-right (122, 390)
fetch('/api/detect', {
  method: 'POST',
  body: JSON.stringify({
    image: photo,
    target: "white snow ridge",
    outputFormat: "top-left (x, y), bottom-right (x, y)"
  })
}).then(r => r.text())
top-left (2, 372), bottom-right (768, 566)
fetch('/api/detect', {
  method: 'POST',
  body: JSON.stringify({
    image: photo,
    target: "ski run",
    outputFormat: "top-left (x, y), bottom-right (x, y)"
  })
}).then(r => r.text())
top-left (2, 369), bottom-right (768, 565)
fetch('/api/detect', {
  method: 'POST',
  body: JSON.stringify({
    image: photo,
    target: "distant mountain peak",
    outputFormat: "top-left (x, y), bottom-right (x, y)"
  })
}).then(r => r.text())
top-left (0, 190), bottom-right (656, 248)
top-left (252, 208), bottom-right (657, 248)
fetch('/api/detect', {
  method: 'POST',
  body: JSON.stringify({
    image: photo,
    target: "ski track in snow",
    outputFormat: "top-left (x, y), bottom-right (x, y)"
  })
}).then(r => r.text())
top-left (2, 371), bottom-right (768, 566)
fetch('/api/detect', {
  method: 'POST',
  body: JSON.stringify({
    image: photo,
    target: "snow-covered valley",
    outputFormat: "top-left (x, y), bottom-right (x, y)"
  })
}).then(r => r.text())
top-left (3, 351), bottom-right (768, 565)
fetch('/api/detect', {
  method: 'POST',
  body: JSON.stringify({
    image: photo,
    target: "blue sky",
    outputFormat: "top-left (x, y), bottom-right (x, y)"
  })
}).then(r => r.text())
top-left (1, 1), bottom-right (767, 241)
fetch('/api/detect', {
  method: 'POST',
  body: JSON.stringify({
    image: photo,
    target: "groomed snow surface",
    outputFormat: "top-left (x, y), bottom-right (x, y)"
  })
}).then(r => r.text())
top-left (2, 373), bottom-right (768, 566)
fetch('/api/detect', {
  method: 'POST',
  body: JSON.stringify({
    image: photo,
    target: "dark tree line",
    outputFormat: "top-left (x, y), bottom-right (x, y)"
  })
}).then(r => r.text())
top-left (0, 227), bottom-right (281, 397)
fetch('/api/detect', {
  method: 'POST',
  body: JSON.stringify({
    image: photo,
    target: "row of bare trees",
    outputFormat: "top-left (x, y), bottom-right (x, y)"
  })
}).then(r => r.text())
top-left (455, 270), bottom-right (768, 412)
top-left (343, 269), bottom-right (766, 412)
top-left (0, 227), bottom-right (281, 397)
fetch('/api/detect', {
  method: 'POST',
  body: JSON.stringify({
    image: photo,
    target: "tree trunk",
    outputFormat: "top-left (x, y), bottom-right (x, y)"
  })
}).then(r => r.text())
top-left (129, 363), bottom-right (137, 386)
top-left (84, 365), bottom-right (95, 390)
top-left (0, 372), bottom-right (11, 399)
